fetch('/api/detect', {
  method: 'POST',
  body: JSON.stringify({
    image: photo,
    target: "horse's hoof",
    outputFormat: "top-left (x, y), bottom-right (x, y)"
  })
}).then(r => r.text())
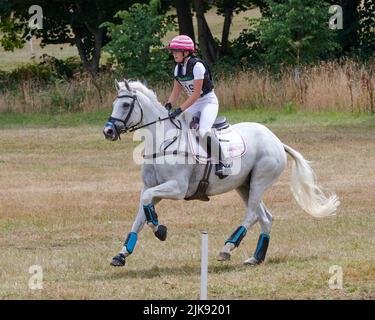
top-left (110, 253), bottom-right (126, 267)
top-left (154, 225), bottom-right (167, 241)
top-left (243, 256), bottom-right (260, 266)
top-left (217, 252), bottom-right (231, 261)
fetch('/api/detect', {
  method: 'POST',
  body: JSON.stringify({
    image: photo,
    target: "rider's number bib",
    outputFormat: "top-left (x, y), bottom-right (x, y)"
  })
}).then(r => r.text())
top-left (179, 78), bottom-right (203, 97)
top-left (182, 79), bottom-right (195, 96)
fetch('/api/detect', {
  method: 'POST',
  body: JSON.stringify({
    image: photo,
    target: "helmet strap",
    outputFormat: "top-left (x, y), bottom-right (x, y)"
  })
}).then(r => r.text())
top-left (182, 51), bottom-right (192, 64)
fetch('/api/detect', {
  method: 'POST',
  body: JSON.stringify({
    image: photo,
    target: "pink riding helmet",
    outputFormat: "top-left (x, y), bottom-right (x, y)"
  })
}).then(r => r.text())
top-left (166, 35), bottom-right (195, 51)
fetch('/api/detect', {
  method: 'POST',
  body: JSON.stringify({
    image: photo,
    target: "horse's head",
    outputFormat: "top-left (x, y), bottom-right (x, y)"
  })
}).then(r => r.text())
top-left (103, 79), bottom-right (143, 141)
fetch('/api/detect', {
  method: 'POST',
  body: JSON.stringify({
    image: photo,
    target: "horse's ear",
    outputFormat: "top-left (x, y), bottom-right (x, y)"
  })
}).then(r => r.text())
top-left (124, 79), bottom-right (131, 91)
top-left (115, 79), bottom-right (120, 91)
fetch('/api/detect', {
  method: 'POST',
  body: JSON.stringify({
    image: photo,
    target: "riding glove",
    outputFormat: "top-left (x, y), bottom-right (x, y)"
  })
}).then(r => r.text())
top-left (164, 102), bottom-right (172, 111)
top-left (169, 107), bottom-right (183, 118)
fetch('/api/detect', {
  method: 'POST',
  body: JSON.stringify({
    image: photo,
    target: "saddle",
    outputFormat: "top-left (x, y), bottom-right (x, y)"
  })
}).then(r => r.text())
top-left (184, 116), bottom-right (246, 202)
top-left (187, 116), bottom-right (246, 164)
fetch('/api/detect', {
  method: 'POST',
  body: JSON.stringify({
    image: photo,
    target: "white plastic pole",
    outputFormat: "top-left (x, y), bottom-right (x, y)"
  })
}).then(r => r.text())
top-left (200, 231), bottom-right (208, 300)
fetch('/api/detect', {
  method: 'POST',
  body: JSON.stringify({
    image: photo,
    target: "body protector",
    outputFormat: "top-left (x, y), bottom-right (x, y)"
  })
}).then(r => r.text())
top-left (175, 57), bottom-right (214, 97)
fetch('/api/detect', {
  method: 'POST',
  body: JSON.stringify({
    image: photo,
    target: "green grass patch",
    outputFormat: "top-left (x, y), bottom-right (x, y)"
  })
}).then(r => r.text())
top-left (0, 109), bottom-right (111, 128)
top-left (224, 108), bottom-right (375, 128)
top-left (0, 108), bottom-right (374, 129)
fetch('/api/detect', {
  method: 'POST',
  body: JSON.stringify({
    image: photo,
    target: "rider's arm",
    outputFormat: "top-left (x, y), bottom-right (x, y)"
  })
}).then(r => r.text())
top-left (167, 80), bottom-right (182, 106)
top-left (180, 79), bottom-right (203, 111)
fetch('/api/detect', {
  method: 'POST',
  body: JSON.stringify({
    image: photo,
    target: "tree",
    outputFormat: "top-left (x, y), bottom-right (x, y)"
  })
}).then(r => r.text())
top-left (192, 0), bottom-right (219, 64)
top-left (174, 0), bottom-right (195, 42)
top-left (258, 0), bottom-right (339, 69)
top-left (358, 0), bottom-right (375, 59)
top-left (258, 0), bottom-right (366, 59)
top-left (0, 0), bottom-right (25, 51)
top-left (327, 0), bottom-right (361, 56)
top-left (215, 0), bottom-right (257, 55)
top-left (1, 0), bottom-right (155, 75)
top-left (102, 2), bottom-right (175, 83)
top-left (172, 0), bottom-right (261, 63)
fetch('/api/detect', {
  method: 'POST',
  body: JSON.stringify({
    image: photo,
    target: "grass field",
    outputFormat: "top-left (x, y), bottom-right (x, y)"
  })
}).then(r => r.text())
top-left (0, 109), bottom-right (374, 299)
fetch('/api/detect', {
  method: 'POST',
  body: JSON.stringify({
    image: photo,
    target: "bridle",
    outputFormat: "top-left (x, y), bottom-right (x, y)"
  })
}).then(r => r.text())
top-left (106, 92), bottom-right (181, 139)
top-left (106, 94), bottom-right (143, 136)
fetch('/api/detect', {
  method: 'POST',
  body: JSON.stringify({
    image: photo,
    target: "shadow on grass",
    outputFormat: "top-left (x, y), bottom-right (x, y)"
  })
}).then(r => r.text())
top-left (89, 263), bottom-right (239, 281)
top-left (266, 254), bottom-right (320, 265)
top-left (87, 254), bottom-right (323, 282)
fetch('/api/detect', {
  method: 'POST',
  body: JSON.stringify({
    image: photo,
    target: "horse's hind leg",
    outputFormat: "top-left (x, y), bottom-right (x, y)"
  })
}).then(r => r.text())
top-left (243, 201), bottom-right (273, 265)
top-left (218, 156), bottom-right (283, 264)
top-left (242, 158), bottom-right (283, 265)
top-left (218, 183), bottom-right (258, 261)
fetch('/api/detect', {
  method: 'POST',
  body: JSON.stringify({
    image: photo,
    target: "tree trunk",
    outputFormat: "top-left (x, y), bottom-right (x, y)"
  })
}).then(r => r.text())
top-left (90, 29), bottom-right (103, 75)
top-left (336, 0), bottom-right (361, 54)
top-left (72, 27), bottom-right (91, 72)
top-left (192, 0), bottom-right (219, 64)
top-left (174, 0), bottom-right (195, 42)
top-left (221, 6), bottom-right (234, 55)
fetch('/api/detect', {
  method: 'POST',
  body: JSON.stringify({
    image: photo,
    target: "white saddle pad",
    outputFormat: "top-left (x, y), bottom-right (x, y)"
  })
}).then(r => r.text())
top-left (187, 126), bottom-right (246, 164)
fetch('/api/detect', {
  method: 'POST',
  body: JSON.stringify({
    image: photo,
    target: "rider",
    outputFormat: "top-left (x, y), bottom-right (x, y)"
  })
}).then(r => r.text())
top-left (165, 34), bottom-right (231, 175)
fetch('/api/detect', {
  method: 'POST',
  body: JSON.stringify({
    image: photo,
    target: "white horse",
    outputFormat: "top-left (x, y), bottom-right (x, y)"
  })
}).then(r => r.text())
top-left (103, 79), bottom-right (340, 267)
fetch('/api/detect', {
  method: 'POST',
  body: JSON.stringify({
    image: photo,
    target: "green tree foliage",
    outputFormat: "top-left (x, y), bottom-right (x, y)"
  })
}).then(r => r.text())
top-left (0, 0), bottom-right (156, 74)
top-left (358, 0), bottom-right (375, 59)
top-left (102, 1), bottom-right (175, 83)
top-left (258, 0), bottom-right (339, 69)
top-left (0, 15), bottom-right (25, 51)
top-left (0, 0), bottom-right (25, 51)
top-left (327, 0), bottom-right (361, 57)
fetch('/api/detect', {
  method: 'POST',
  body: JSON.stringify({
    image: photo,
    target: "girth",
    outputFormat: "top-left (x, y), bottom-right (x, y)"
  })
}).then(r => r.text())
top-left (184, 162), bottom-right (213, 202)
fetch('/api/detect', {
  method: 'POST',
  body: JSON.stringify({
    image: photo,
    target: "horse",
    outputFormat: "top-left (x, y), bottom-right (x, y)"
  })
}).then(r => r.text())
top-left (102, 79), bottom-right (340, 267)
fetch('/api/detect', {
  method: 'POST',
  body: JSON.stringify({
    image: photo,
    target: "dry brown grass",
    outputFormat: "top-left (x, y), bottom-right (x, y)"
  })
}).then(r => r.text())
top-left (0, 116), bottom-right (374, 299)
top-left (215, 60), bottom-right (375, 112)
top-left (1, 60), bottom-right (374, 114)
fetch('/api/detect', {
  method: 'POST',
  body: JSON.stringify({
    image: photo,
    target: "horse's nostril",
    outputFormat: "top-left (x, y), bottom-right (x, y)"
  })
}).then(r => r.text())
top-left (107, 128), bottom-right (113, 135)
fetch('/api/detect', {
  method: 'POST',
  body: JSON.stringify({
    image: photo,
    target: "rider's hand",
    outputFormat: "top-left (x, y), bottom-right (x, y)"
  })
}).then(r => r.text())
top-left (169, 107), bottom-right (182, 118)
top-left (164, 102), bottom-right (172, 111)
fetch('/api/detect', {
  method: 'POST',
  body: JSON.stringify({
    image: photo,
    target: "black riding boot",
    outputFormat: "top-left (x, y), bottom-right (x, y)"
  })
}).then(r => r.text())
top-left (207, 134), bottom-right (232, 178)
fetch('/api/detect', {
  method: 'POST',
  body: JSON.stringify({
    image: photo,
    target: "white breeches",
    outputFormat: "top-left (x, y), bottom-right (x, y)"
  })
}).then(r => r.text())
top-left (184, 92), bottom-right (219, 138)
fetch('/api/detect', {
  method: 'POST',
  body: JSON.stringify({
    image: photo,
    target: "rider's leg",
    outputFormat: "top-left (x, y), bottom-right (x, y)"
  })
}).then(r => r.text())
top-left (197, 101), bottom-right (231, 175)
top-left (197, 98), bottom-right (218, 146)
top-left (203, 131), bottom-right (232, 176)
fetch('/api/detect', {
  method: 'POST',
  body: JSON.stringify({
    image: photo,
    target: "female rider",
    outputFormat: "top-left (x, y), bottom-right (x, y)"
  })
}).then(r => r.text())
top-left (165, 35), bottom-right (231, 176)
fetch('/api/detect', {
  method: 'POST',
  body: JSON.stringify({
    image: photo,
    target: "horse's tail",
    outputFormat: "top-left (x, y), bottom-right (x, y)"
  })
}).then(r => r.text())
top-left (283, 144), bottom-right (340, 218)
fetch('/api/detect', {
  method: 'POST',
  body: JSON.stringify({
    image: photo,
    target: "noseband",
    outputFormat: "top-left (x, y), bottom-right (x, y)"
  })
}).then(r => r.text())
top-left (106, 94), bottom-right (144, 136)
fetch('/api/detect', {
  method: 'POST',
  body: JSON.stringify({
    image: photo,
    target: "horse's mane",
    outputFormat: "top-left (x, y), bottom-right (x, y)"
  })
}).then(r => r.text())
top-left (127, 81), bottom-right (163, 109)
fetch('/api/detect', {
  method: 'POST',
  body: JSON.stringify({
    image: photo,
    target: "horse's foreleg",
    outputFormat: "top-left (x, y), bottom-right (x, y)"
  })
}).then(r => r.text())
top-left (142, 179), bottom-right (187, 239)
top-left (111, 179), bottom-right (187, 267)
top-left (110, 196), bottom-right (151, 267)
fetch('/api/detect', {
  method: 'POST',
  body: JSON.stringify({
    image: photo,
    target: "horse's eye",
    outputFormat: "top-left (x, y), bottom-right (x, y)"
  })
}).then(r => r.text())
top-left (122, 103), bottom-right (130, 108)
